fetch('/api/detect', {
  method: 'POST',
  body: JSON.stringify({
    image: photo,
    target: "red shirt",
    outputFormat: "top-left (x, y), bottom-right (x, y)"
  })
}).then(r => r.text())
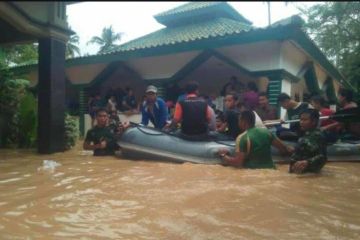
top-left (320, 108), bottom-right (336, 127)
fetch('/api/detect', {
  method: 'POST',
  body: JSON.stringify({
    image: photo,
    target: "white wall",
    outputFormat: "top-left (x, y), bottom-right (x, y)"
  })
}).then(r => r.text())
top-left (178, 56), bottom-right (257, 97)
top-left (314, 62), bottom-right (328, 90)
top-left (98, 65), bottom-right (146, 102)
top-left (126, 50), bottom-right (200, 79)
top-left (291, 79), bottom-right (308, 101)
top-left (217, 41), bottom-right (282, 71)
top-left (67, 63), bottom-right (108, 84)
top-left (280, 79), bottom-right (292, 119)
top-left (280, 41), bottom-right (308, 76)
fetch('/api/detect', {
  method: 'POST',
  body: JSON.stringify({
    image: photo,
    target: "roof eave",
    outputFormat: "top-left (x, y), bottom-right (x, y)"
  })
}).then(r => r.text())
top-left (289, 28), bottom-right (344, 83)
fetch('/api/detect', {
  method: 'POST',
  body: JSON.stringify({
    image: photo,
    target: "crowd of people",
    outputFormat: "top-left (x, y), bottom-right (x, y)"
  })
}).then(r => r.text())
top-left (87, 87), bottom-right (140, 127)
top-left (83, 77), bottom-right (359, 175)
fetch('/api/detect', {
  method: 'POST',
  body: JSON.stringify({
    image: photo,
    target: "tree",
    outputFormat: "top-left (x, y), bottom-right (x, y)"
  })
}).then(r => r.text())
top-left (0, 44), bottom-right (38, 66)
top-left (87, 25), bottom-right (123, 54)
top-left (66, 34), bottom-right (81, 58)
top-left (298, 2), bottom-right (360, 96)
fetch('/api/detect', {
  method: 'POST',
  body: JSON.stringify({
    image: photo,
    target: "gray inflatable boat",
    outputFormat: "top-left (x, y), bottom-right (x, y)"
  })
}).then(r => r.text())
top-left (117, 125), bottom-right (360, 164)
top-left (117, 125), bottom-right (234, 164)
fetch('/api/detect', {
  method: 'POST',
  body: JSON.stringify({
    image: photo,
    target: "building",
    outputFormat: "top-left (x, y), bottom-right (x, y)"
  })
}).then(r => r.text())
top-left (11, 2), bottom-right (345, 136)
top-left (1, 1), bottom-right (75, 153)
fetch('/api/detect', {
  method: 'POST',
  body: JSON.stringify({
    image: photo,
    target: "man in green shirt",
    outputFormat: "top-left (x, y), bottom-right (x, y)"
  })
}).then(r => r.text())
top-left (289, 108), bottom-right (327, 174)
top-left (218, 110), bottom-right (292, 169)
top-left (83, 108), bottom-right (128, 156)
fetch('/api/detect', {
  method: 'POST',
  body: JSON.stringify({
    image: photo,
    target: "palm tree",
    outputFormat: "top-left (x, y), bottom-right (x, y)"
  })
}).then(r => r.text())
top-left (87, 25), bottom-right (123, 54)
top-left (66, 34), bottom-right (81, 58)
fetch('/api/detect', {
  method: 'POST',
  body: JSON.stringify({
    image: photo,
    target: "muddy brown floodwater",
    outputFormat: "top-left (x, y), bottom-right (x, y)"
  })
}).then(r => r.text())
top-left (1, 142), bottom-right (360, 240)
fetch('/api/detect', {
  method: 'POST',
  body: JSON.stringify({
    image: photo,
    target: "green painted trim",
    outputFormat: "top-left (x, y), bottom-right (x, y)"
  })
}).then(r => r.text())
top-left (144, 50), bottom-right (213, 85)
top-left (9, 25), bottom-right (293, 74)
top-left (169, 50), bottom-right (213, 84)
top-left (252, 69), bottom-right (301, 83)
top-left (73, 84), bottom-right (88, 89)
top-left (11, 25), bottom-right (344, 93)
top-left (11, 25), bottom-right (344, 98)
top-left (267, 76), bottom-right (282, 117)
top-left (303, 62), bottom-right (321, 94)
top-left (209, 49), bottom-right (252, 76)
top-left (86, 61), bottom-right (122, 88)
top-left (145, 49), bottom-right (255, 87)
top-left (325, 76), bottom-right (338, 104)
top-left (290, 28), bottom-right (344, 83)
top-left (121, 64), bottom-right (145, 84)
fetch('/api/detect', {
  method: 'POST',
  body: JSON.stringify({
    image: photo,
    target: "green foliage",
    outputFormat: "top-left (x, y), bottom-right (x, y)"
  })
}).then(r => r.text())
top-left (0, 61), bottom-right (33, 147)
top-left (18, 92), bottom-right (37, 148)
top-left (64, 113), bottom-right (79, 150)
top-left (87, 25), bottom-right (123, 54)
top-left (66, 34), bottom-right (81, 58)
top-left (0, 44), bottom-right (38, 66)
top-left (298, 2), bottom-right (360, 98)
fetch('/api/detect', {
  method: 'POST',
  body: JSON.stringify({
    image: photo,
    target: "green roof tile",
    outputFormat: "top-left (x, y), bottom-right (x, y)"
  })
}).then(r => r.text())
top-left (155, 2), bottom-right (221, 17)
top-left (114, 18), bottom-right (253, 52)
top-left (154, 2), bottom-right (252, 27)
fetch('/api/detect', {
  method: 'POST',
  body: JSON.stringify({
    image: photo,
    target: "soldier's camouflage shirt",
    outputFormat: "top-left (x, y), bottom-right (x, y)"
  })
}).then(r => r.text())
top-left (290, 128), bottom-right (327, 173)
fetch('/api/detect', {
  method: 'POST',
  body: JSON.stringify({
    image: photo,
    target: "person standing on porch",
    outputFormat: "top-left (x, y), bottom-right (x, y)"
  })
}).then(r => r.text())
top-left (122, 87), bottom-right (137, 112)
top-left (255, 92), bottom-right (277, 121)
top-left (140, 85), bottom-right (168, 129)
top-left (322, 88), bottom-right (360, 140)
top-left (88, 92), bottom-right (106, 127)
top-left (242, 82), bottom-right (259, 110)
top-left (220, 76), bottom-right (244, 97)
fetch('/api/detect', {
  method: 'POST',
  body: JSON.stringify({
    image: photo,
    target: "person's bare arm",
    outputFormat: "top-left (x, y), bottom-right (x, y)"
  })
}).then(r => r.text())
top-left (83, 139), bottom-right (106, 151)
top-left (216, 122), bottom-right (228, 132)
top-left (272, 137), bottom-right (294, 155)
top-left (320, 122), bottom-right (341, 131)
top-left (218, 148), bottom-right (246, 167)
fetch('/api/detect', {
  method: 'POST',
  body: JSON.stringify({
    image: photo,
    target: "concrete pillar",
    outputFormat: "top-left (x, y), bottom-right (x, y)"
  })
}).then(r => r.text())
top-left (37, 37), bottom-right (66, 153)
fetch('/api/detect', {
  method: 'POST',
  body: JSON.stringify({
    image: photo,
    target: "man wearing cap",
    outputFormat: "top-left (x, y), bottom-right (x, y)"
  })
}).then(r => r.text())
top-left (140, 85), bottom-right (169, 129)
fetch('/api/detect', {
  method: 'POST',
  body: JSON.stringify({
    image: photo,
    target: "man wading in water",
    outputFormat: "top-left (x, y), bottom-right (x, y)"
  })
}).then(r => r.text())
top-left (289, 109), bottom-right (327, 174)
top-left (83, 108), bottom-right (129, 156)
top-left (218, 110), bottom-right (293, 169)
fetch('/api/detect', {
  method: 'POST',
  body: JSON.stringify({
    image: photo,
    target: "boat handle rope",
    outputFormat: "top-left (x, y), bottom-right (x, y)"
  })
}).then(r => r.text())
top-left (135, 125), bottom-right (165, 136)
top-left (214, 140), bottom-right (235, 147)
top-left (130, 122), bottom-right (236, 146)
top-left (130, 122), bottom-right (178, 137)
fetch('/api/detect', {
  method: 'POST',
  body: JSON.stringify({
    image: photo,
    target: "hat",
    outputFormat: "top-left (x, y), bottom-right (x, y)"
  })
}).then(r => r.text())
top-left (146, 85), bottom-right (157, 93)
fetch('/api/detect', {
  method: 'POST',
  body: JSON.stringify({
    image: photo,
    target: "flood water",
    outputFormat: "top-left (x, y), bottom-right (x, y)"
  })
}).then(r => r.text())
top-left (1, 142), bottom-right (360, 240)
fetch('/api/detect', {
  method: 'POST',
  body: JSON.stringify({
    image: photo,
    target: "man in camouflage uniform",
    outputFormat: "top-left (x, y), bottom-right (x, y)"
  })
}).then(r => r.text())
top-left (289, 109), bottom-right (327, 174)
top-left (83, 108), bottom-right (129, 156)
